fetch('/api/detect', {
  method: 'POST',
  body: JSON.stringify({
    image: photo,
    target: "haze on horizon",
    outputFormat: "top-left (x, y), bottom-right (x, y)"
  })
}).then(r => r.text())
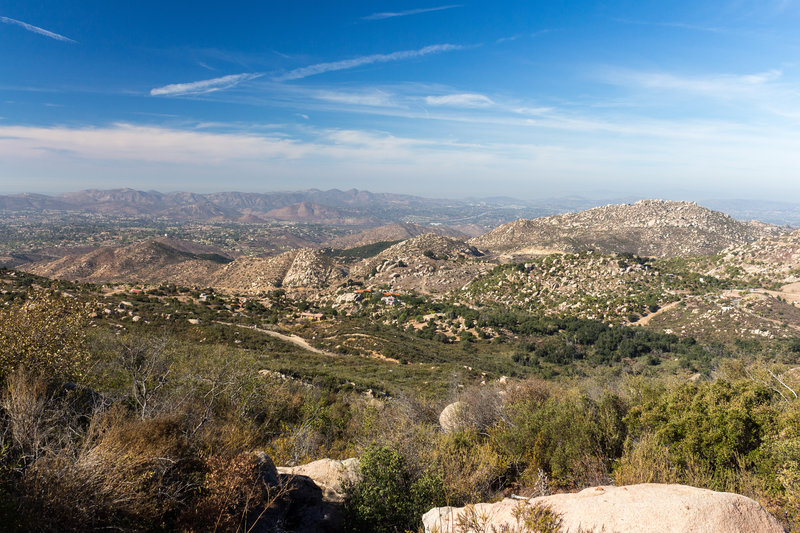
top-left (2, 1), bottom-right (800, 202)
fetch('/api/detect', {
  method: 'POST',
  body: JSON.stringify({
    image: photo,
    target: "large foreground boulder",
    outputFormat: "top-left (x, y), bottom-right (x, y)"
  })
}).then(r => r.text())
top-left (252, 457), bottom-right (359, 533)
top-left (276, 457), bottom-right (359, 502)
top-left (422, 483), bottom-right (784, 533)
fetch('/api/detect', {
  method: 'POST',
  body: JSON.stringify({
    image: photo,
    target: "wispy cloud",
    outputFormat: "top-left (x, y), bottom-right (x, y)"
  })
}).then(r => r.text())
top-left (197, 61), bottom-right (217, 71)
top-left (611, 17), bottom-right (723, 34)
top-left (315, 89), bottom-right (398, 107)
top-left (150, 73), bottom-right (263, 96)
top-left (275, 44), bottom-right (463, 81)
top-left (514, 106), bottom-right (553, 116)
top-left (0, 16), bottom-right (76, 43)
top-left (362, 5), bottom-right (461, 21)
top-left (496, 30), bottom-right (551, 44)
top-left (425, 93), bottom-right (494, 107)
top-left (605, 68), bottom-right (783, 98)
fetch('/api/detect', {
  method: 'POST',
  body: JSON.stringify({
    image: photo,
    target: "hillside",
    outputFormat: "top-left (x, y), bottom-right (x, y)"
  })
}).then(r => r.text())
top-left (705, 230), bottom-right (800, 287)
top-left (24, 238), bottom-right (231, 285)
top-left (470, 200), bottom-right (783, 259)
top-left (263, 201), bottom-right (371, 224)
top-left (462, 252), bottom-right (675, 322)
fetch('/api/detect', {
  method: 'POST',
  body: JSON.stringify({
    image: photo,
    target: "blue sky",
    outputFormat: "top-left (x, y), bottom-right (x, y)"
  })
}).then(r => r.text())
top-left (2, 1), bottom-right (800, 200)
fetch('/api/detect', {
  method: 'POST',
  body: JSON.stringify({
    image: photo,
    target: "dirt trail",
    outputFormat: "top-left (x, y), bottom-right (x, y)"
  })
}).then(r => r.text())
top-left (220, 322), bottom-right (336, 356)
top-left (634, 300), bottom-right (681, 326)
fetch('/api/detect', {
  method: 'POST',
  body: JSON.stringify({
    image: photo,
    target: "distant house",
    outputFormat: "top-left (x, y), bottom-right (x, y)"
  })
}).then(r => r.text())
top-left (130, 288), bottom-right (143, 294)
top-left (300, 312), bottom-right (324, 321)
top-left (199, 293), bottom-right (208, 301)
top-left (381, 296), bottom-right (399, 306)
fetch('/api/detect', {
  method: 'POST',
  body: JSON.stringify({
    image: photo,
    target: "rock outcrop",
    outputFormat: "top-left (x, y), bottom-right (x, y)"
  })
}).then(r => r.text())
top-left (282, 249), bottom-right (345, 289)
top-left (422, 483), bottom-right (784, 533)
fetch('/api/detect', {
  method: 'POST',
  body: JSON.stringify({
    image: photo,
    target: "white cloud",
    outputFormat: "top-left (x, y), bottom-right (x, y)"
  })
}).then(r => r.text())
top-left (274, 44), bottom-right (463, 81)
top-left (3, 121), bottom-right (800, 199)
top-left (425, 93), bottom-right (494, 107)
top-left (150, 73), bottom-right (262, 96)
top-left (314, 89), bottom-right (398, 107)
top-left (0, 16), bottom-right (76, 43)
top-left (362, 5), bottom-right (462, 20)
top-left (0, 123), bottom-right (309, 163)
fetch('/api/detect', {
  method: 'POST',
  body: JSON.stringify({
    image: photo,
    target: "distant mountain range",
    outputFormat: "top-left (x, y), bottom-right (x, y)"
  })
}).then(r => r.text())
top-left (0, 188), bottom-right (553, 230)
top-left (2, 188), bottom-right (799, 227)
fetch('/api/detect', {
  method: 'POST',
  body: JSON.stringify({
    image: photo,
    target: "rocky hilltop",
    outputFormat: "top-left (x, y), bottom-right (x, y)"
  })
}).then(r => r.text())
top-left (470, 199), bottom-right (783, 259)
top-left (348, 234), bottom-right (488, 293)
top-left (211, 248), bottom-right (347, 292)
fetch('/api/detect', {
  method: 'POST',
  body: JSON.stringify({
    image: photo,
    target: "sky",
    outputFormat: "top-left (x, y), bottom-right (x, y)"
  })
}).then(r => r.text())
top-left (2, 1), bottom-right (800, 201)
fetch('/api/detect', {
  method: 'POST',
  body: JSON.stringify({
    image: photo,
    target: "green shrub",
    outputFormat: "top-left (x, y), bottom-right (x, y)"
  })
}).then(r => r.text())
top-left (625, 381), bottom-right (773, 478)
top-left (344, 445), bottom-right (445, 533)
top-left (497, 386), bottom-right (627, 489)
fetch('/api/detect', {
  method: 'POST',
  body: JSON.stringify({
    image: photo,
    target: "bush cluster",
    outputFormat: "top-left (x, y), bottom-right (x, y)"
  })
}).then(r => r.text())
top-left (1, 290), bottom-right (799, 531)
